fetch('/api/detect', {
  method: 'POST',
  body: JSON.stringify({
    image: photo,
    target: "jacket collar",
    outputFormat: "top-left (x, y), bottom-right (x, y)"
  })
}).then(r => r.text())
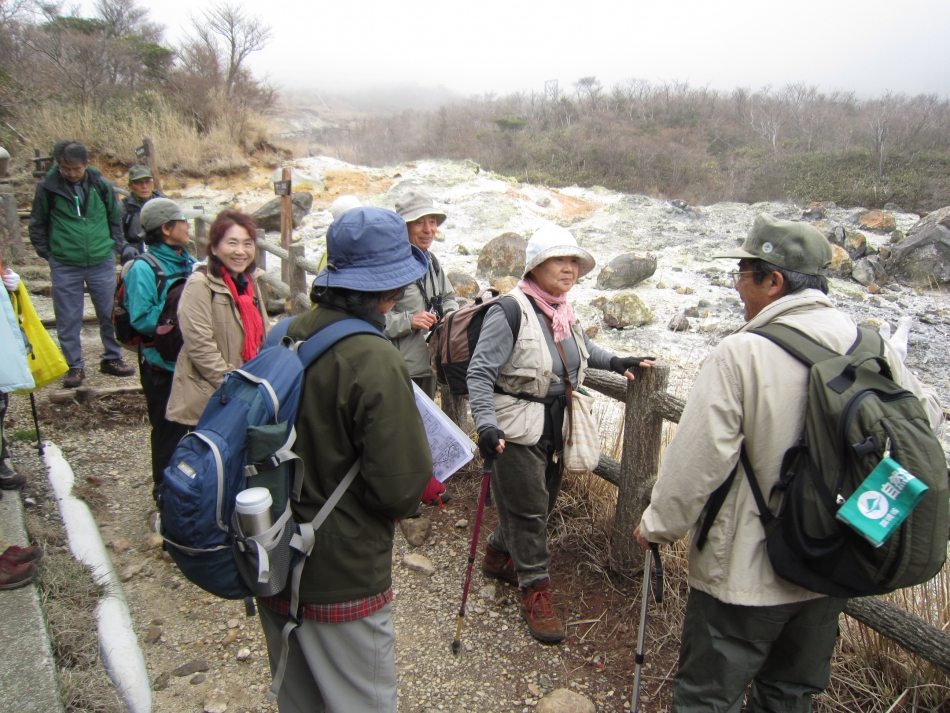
top-left (42, 165), bottom-right (104, 200)
top-left (736, 289), bottom-right (835, 334)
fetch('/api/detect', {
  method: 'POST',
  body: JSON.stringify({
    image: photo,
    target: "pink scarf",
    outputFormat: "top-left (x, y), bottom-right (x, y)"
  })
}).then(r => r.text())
top-left (518, 278), bottom-right (577, 342)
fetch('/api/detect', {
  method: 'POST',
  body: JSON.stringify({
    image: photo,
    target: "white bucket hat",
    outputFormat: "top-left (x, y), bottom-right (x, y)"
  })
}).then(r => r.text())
top-left (523, 226), bottom-right (595, 278)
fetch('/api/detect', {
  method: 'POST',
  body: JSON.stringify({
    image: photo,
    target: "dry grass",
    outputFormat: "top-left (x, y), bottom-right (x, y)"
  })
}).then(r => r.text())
top-left (20, 96), bottom-right (253, 177)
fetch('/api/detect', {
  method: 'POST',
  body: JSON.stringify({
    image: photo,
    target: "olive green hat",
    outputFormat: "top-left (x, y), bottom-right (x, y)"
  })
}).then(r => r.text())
top-left (713, 213), bottom-right (833, 276)
top-left (128, 165), bottom-right (153, 182)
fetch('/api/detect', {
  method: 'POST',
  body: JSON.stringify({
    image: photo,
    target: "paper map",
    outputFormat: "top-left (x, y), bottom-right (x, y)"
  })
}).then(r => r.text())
top-left (413, 383), bottom-right (475, 482)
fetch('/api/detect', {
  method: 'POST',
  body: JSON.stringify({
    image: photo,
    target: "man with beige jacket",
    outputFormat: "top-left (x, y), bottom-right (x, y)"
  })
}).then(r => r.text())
top-left (634, 214), bottom-right (942, 713)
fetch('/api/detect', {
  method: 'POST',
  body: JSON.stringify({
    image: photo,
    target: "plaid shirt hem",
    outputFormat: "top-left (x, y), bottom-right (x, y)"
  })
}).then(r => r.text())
top-left (259, 588), bottom-right (393, 623)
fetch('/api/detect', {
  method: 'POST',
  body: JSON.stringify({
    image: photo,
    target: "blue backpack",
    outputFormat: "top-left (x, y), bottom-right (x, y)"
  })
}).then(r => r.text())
top-left (159, 318), bottom-right (385, 600)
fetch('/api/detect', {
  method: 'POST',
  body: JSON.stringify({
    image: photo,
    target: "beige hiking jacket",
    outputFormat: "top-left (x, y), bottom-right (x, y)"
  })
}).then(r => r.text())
top-left (166, 267), bottom-right (268, 426)
top-left (639, 289), bottom-right (942, 606)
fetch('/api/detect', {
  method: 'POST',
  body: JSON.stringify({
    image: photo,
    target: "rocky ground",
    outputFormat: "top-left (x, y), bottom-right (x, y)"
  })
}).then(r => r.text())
top-left (6, 156), bottom-right (949, 712)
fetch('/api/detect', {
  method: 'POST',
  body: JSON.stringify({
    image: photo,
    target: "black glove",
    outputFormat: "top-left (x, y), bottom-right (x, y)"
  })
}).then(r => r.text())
top-left (477, 426), bottom-right (505, 459)
top-left (610, 356), bottom-right (655, 376)
top-left (120, 244), bottom-right (140, 265)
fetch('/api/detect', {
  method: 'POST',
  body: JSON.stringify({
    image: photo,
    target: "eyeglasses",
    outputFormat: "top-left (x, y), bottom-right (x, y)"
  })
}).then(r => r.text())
top-left (729, 271), bottom-right (754, 286)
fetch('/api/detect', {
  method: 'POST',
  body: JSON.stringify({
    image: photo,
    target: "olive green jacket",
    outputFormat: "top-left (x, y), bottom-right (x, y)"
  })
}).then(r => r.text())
top-left (284, 306), bottom-right (432, 604)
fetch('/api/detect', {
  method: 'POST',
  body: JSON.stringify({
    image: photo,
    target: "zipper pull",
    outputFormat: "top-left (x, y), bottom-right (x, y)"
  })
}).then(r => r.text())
top-left (836, 494), bottom-right (846, 506)
top-left (883, 436), bottom-right (891, 460)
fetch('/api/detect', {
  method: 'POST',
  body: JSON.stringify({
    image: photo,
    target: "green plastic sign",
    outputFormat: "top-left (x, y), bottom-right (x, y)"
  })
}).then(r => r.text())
top-left (836, 457), bottom-right (929, 548)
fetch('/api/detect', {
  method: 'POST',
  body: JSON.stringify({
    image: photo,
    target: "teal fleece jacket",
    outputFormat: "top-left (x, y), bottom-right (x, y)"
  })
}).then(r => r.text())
top-left (28, 166), bottom-right (122, 266)
top-left (124, 243), bottom-right (196, 371)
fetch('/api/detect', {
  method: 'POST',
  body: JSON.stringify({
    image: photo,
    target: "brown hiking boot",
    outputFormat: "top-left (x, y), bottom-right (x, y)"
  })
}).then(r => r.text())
top-left (482, 543), bottom-right (518, 586)
top-left (0, 556), bottom-right (37, 590)
top-left (100, 359), bottom-right (135, 377)
top-left (520, 579), bottom-right (565, 643)
top-left (63, 367), bottom-right (85, 388)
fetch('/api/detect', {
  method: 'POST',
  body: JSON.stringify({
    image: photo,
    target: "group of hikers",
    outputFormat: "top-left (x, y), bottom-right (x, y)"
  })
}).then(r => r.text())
top-left (0, 140), bottom-right (944, 713)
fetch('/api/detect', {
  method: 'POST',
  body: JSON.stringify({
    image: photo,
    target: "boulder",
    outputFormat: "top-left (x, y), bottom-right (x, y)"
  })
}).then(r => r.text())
top-left (536, 689), bottom-right (595, 713)
top-left (803, 201), bottom-right (836, 220)
top-left (447, 272), bottom-right (479, 299)
top-left (399, 517), bottom-right (432, 547)
top-left (883, 202), bottom-right (903, 213)
top-left (668, 314), bottom-right (690, 332)
top-left (602, 292), bottom-right (653, 329)
top-left (886, 206), bottom-right (950, 286)
top-left (493, 276), bottom-right (518, 293)
top-left (823, 245), bottom-right (853, 279)
top-left (856, 209), bottom-right (897, 233)
top-left (477, 233), bottom-right (527, 281)
top-left (595, 253), bottom-right (657, 289)
top-left (843, 230), bottom-right (869, 260)
top-left (252, 192), bottom-right (314, 232)
top-left (851, 256), bottom-right (887, 287)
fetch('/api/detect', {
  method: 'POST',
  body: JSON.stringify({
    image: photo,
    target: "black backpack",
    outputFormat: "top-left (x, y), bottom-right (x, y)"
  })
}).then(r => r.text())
top-left (698, 324), bottom-right (948, 598)
top-left (113, 254), bottom-right (166, 348)
top-left (427, 289), bottom-right (521, 395)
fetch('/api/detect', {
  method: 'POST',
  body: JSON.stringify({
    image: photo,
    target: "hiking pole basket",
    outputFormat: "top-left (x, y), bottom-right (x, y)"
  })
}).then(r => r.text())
top-left (632, 543), bottom-right (663, 713)
top-left (451, 455), bottom-right (493, 654)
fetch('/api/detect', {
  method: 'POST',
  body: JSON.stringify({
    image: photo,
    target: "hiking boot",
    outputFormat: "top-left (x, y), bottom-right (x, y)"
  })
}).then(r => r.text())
top-left (1, 545), bottom-right (44, 564)
top-left (0, 460), bottom-right (26, 490)
top-left (482, 543), bottom-right (518, 586)
top-left (424, 491), bottom-right (451, 506)
top-left (100, 359), bottom-right (135, 377)
top-left (0, 556), bottom-right (37, 590)
top-left (520, 579), bottom-right (565, 643)
top-left (63, 367), bottom-right (85, 388)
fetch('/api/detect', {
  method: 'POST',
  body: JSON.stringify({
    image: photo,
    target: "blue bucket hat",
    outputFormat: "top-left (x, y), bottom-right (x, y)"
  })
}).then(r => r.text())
top-left (315, 207), bottom-right (428, 292)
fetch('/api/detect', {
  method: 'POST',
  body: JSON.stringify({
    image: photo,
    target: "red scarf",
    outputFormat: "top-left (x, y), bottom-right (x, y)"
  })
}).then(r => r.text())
top-left (518, 277), bottom-right (577, 342)
top-left (221, 271), bottom-right (263, 363)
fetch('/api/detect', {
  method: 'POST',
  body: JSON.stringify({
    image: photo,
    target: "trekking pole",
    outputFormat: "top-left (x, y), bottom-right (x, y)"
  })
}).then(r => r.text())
top-left (451, 455), bottom-right (493, 654)
top-left (632, 543), bottom-right (663, 713)
top-left (29, 393), bottom-right (44, 458)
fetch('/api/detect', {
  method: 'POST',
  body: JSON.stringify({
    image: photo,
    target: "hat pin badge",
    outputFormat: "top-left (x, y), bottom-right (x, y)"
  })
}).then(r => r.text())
top-left (762, 242), bottom-right (774, 253)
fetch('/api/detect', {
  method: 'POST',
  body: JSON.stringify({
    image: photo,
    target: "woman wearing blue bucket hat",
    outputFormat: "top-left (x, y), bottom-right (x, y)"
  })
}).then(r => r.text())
top-left (256, 207), bottom-right (433, 713)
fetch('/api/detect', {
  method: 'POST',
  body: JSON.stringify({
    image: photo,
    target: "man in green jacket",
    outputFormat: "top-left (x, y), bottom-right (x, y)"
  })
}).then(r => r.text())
top-left (28, 141), bottom-right (135, 387)
top-left (257, 207), bottom-right (433, 713)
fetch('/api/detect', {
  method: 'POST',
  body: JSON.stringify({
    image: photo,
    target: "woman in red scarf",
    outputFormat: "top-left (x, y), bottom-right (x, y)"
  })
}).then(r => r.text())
top-left (167, 210), bottom-right (268, 427)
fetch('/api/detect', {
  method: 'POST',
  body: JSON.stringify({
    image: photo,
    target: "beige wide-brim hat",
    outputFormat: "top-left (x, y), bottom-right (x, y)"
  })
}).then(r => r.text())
top-left (523, 225), bottom-right (596, 278)
top-left (394, 189), bottom-right (447, 226)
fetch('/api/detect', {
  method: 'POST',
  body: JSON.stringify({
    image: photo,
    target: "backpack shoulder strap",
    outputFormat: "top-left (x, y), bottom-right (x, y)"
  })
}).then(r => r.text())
top-left (846, 326), bottom-right (885, 357)
top-left (136, 252), bottom-right (167, 297)
top-left (496, 295), bottom-right (522, 338)
top-left (750, 323), bottom-right (838, 367)
top-left (696, 445), bottom-right (774, 551)
top-left (295, 318), bottom-right (388, 369)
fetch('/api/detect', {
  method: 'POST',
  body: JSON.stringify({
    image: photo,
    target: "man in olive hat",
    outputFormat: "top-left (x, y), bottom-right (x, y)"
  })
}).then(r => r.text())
top-left (119, 165), bottom-right (165, 262)
top-left (633, 214), bottom-right (942, 712)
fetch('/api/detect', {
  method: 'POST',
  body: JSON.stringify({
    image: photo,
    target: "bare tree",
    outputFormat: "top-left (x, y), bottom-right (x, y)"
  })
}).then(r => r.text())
top-left (194, 2), bottom-right (271, 100)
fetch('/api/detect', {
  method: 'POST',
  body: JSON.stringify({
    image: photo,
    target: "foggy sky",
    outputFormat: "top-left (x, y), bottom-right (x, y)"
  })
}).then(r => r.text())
top-left (82, 0), bottom-right (950, 101)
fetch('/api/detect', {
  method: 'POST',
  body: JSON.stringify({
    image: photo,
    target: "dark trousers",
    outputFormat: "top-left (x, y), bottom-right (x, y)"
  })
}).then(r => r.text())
top-left (486, 436), bottom-right (563, 588)
top-left (139, 362), bottom-right (189, 504)
top-left (672, 588), bottom-right (846, 713)
top-left (0, 391), bottom-right (9, 461)
top-left (411, 374), bottom-right (436, 400)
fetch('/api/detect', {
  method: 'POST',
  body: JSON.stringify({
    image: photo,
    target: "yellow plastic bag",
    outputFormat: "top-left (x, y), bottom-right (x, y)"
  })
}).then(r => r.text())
top-left (11, 282), bottom-right (69, 393)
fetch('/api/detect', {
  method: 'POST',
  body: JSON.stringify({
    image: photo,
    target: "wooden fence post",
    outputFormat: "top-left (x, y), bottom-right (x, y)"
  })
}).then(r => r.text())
top-left (280, 167), bottom-right (292, 284)
top-left (288, 243), bottom-right (307, 314)
top-left (194, 215), bottom-right (208, 259)
top-left (2, 193), bottom-right (22, 261)
top-left (255, 229), bottom-right (266, 271)
top-left (439, 384), bottom-right (475, 434)
top-left (142, 137), bottom-right (162, 193)
top-left (610, 364), bottom-right (669, 572)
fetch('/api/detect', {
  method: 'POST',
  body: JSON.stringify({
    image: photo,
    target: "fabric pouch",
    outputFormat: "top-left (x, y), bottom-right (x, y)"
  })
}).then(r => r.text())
top-left (836, 457), bottom-right (929, 547)
top-left (561, 389), bottom-right (601, 474)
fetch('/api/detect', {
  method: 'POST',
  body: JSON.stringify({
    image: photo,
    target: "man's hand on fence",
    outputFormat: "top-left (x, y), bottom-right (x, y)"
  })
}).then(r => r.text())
top-left (610, 356), bottom-right (657, 381)
top-left (412, 311), bottom-right (439, 331)
top-left (633, 526), bottom-right (651, 551)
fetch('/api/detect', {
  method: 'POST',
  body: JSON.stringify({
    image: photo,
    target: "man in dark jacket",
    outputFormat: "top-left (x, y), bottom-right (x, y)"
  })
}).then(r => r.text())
top-left (28, 141), bottom-right (135, 387)
top-left (118, 165), bottom-right (165, 262)
top-left (257, 207), bottom-right (433, 713)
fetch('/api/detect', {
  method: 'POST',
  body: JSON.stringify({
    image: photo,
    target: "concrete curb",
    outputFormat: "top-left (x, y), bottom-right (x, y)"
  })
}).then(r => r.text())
top-left (0, 488), bottom-right (65, 713)
top-left (45, 443), bottom-right (152, 713)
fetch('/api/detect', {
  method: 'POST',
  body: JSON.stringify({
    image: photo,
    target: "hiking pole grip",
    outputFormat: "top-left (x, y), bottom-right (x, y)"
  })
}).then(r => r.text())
top-left (650, 543), bottom-right (663, 605)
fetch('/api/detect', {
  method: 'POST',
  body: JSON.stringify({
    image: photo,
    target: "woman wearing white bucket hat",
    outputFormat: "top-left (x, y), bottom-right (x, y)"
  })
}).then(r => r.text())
top-left (467, 225), bottom-right (655, 643)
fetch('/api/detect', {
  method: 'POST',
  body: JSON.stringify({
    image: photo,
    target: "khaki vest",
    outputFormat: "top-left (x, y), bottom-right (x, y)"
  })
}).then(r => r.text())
top-left (493, 287), bottom-right (589, 446)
